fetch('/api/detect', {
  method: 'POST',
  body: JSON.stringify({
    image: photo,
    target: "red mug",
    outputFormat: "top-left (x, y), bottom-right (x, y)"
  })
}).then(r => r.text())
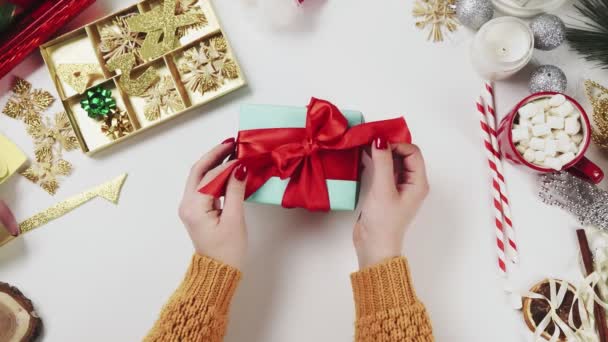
top-left (497, 92), bottom-right (604, 184)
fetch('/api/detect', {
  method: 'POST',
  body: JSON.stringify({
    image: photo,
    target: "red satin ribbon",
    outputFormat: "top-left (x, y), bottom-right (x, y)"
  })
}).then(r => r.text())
top-left (199, 98), bottom-right (412, 211)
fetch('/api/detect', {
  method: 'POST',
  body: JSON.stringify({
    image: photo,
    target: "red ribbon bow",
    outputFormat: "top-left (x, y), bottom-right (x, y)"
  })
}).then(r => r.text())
top-left (199, 98), bottom-right (412, 211)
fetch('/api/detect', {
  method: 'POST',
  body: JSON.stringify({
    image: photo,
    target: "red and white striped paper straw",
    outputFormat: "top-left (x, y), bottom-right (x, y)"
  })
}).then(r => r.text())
top-left (483, 82), bottom-right (519, 264)
top-left (477, 97), bottom-right (507, 276)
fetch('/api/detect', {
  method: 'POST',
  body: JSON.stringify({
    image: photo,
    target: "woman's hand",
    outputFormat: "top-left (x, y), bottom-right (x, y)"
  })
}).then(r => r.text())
top-left (0, 200), bottom-right (19, 237)
top-left (179, 139), bottom-right (248, 269)
top-left (353, 139), bottom-right (429, 269)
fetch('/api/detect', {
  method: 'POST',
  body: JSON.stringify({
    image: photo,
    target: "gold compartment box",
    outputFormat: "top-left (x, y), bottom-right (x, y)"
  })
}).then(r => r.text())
top-left (40, 0), bottom-right (246, 155)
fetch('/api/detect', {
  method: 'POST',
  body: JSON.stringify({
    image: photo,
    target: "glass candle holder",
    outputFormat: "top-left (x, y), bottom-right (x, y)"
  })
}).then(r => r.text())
top-left (471, 17), bottom-right (534, 81)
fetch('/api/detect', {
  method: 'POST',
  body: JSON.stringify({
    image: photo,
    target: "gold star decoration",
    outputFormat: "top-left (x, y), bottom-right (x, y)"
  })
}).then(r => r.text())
top-left (175, 0), bottom-right (208, 38)
top-left (178, 35), bottom-right (239, 95)
top-left (586, 80), bottom-right (608, 150)
top-left (142, 76), bottom-right (184, 121)
top-left (126, 0), bottom-right (203, 60)
top-left (20, 158), bottom-right (73, 195)
top-left (101, 110), bottom-right (134, 140)
top-left (413, 0), bottom-right (459, 42)
top-left (2, 77), bottom-right (54, 126)
top-left (99, 13), bottom-right (145, 65)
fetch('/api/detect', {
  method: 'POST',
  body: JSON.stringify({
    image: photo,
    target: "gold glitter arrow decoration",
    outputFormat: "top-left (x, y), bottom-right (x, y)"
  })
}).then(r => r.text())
top-left (0, 174), bottom-right (127, 247)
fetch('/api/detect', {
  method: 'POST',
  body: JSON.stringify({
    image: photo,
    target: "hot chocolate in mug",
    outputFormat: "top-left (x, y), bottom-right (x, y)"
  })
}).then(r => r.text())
top-left (497, 92), bottom-right (604, 184)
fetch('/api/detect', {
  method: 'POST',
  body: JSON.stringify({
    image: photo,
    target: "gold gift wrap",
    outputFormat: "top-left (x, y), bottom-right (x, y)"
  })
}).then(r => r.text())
top-left (40, 0), bottom-right (246, 155)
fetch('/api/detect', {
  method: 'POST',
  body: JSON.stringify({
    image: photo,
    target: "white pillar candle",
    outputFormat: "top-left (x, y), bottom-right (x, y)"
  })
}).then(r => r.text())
top-left (471, 17), bottom-right (534, 80)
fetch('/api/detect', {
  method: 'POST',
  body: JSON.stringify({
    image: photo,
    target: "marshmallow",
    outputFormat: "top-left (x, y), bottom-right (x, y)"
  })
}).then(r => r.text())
top-left (568, 111), bottom-right (580, 119)
top-left (535, 151), bottom-right (546, 162)
top-left (516, 144), bottom-right (527, 154)
top-left (557, 137), bottom-right (572, 153)
top-left (545, 139), bottom-right (558, 157)
top-left (529, 137), bottom-right (545, 150)
top-left (544, 157), bottom-right (564, 171)
top-left (519, 138), bottom-right (529, 148)
top-left (565, 117), bottom-right (581, 135)
top-left (555, 131), bottom-right (570, 140)
top-left (519, 102), bottom-right (540, 119)
top-left (512, 127), bottom-right (530, 142)
top-left (531, 113), bottom-right (546, 125)
top-left (538, 99), bottom-right (551, 110)
top-left (551, 101), bottom-right (574, 117)
top-left (572, 134), bottom-right (584, 144)
top-left (532, 124), bottom-right (551, 137)
top-left (523, 148), bottom-right (535, 162)
top-left (559, 152), bottom-right (576, 165)
top-left (549, 94), bottom-right (566, 107)
top-left (570, 142), bottom-right (579, 153)
top-left (519, 118), bottom-right (532, 128)
top-left (546, 116), bottom-right (564, 129)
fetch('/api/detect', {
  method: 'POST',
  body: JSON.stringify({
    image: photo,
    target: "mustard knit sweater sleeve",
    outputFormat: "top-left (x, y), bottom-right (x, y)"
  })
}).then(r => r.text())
top-left (351, 257), bottom-right (434, 342)
top-left (144, 254), bottom-right (241, 342)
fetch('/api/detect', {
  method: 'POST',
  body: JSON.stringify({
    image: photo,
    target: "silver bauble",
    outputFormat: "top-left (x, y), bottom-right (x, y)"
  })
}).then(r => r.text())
top-left (529, 14), bottom-right (566, 51)
top-left (529, 65), bottom-right (567, 93)
top-left (456, 0), bottom-right (494, 30)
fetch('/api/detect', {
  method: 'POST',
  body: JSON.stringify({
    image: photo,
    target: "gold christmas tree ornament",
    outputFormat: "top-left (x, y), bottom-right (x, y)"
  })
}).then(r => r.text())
top-left (106, 52), bottom-right (159, 96)
top-left (142, 76), bottom-right (184, 121)
top-left (2, 78), bottom-right (53, 126)
top-left (56, 63), bottom-right (103, 94)
top-left (179, 35), bottom-right (240, 95)
top-left (127, 0), bottom-right (203, 60)
top-left (586, 80), bottom-right (608, 150)
top-left (413, 0), bottom-right (459, 42)
top-left (99, 13), bottom-right (145, 64)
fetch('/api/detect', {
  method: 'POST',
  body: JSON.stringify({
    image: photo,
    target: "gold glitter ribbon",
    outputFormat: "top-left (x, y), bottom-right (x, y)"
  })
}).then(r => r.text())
top-left (0, 174), bottom-right (127, 247)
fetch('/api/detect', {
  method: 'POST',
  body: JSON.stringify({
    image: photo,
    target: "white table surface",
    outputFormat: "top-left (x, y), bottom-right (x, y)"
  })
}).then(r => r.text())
top-left (2, 1), bottom-right (608, 341)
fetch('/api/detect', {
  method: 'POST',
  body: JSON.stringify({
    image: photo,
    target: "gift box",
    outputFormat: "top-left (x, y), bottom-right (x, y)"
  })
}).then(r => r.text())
top-left (199, 98), bottom-right (412, 212)
top-left (39, 0), bottom-right (246, 155)
top-left (241, 103), bottom-right (365, 210)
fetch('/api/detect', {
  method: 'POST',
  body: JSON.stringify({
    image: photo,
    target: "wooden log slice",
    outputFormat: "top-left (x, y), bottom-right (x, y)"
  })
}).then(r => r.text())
top-left (0, 282), bottom-right (42, 342)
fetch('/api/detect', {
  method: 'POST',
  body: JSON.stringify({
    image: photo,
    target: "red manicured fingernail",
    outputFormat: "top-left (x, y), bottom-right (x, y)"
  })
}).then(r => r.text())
top-left (375, 137), bottom-right (388, 150)
top-left (234, 164), bottom-right (248, 181)
top-left (222, 137), bottom-right (235, 144)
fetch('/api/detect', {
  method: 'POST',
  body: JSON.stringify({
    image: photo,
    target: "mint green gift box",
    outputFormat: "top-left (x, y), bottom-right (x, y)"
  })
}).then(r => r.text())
top-left (240, 104), bottom-right (364, 211)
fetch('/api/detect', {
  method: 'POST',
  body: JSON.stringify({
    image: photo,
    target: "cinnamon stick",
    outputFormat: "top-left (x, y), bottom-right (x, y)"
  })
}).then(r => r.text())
top-left (577, 229), bottom-right (608, 342)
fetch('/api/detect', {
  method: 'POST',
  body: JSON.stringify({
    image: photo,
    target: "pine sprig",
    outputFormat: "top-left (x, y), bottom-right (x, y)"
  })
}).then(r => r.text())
top-left (567, 0), bottom-right (608, 68)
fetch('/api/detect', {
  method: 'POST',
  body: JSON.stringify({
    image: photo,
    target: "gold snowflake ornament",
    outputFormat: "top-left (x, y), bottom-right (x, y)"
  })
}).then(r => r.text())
top-left (21, 159), bottom-right (73, 195)
top-left (178, 35), bottom-right (239, 95)
top-left (99, 13), bottom-right (145, 64)
top-left (27, 111), bottom-right (79, 161)
top-left (175, 0), bottom-right (208, 38)
top-left (2, 77), bottom-right (54, 126)
top-left (413, 0), bottom-right (459, 42)
top-left (142, 76), bottom-right (184, 121)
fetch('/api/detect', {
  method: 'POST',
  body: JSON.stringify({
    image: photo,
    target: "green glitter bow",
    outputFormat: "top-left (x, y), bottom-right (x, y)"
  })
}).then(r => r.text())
top-left (80, 86), bottom-right (117, 119)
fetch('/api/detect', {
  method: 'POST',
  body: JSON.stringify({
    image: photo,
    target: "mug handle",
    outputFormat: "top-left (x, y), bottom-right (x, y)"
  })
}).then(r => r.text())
top-left (568, 156), bottom-right (604, 184)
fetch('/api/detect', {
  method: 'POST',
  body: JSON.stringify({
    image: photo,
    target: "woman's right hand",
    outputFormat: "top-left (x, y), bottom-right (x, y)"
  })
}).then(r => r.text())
top-left (353, 140), bottom-right (429, 269)
top-left (178, 139), bottom-right (248, 270)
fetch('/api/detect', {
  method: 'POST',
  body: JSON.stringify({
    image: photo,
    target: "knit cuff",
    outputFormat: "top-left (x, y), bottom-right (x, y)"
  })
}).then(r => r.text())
top-left (180, 254), bottom-right (242, 315)
top-left (350, 257), bottom-right (418, 319)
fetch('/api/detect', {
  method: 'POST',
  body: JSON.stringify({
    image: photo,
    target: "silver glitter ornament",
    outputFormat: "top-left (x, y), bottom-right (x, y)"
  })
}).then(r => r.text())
top-left (529, 14), bottom-right (566, 51)
top-left (529, 65), bottom-right (567, 93)
top-left (539, 172), bottom-right (608, 231)
top-left (456, 0), bottom-right (494, 30)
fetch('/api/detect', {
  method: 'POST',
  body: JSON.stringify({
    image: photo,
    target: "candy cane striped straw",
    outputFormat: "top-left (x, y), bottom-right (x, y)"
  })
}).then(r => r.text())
top-left (483, 82), bottom-right (519, 264)
top-left (477, 97), bottom-right (507, 276)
